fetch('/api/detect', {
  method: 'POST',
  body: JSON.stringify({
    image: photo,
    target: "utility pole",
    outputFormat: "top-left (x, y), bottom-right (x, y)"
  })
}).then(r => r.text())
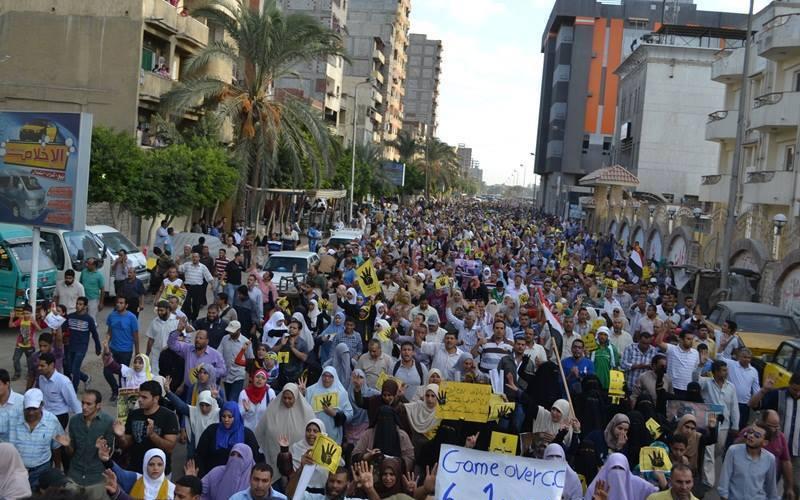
top-left (720, 0), bottom-right (754, 297)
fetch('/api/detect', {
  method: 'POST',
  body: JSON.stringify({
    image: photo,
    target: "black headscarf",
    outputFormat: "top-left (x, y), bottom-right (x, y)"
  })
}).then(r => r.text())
top-left (373, 405), bottom-right (403, 458)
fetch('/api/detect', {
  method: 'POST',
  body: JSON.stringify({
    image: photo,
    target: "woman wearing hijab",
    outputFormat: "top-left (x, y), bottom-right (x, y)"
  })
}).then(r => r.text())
top-left (188, 363), bottom-right (224, 406)
top-left (198, 443), bottom-right (255, 500)
top-left (346, 369), bottom-right (379, 444)
top-left (236, 344), bottom-right (279, 385)
top-left (355, 379), bottom-right (408, 430)
top-left (672, 413), bottom-right (717, 477)
top-left (238, 369), bottom-right (276, 430)
top-left (278, 419), bottom-right (329, 493)
top-left (402, 384), bottom-right (441, 457)
top-left (105, 448), bottom-right (175, 500)
top-left (530, 399), bottom-right (576, 447)
top-left (195, 402), bottom-right (260, 477)
top-left (165, 389), bottom-right (220, 457)
top-left (543, 443), bottom-right (583, 500)
top-left (0, 443), bottom-right (31, 499)
top-left (373, 457), bottom-right (407, 499)
top-left (323, 342), bottom-right (354, 389)
top-left (102, 349), bottom-right (153, 389)
top-left (319, 311), bottom-right (345, 363)
top-left (583, 453), bottom-right (656, 500)
top-left (353, 406), bottom-right (415, 472)
top-left (292, 311), bottom-right (316, 353)
top-left (585, 413), bottom-right (630, 465)
top-left (262, 311), bottom-right (288, 349)
top-left (372, 319), bottom-right (394, 359)
top-left (304, 366), bottom-right (354, 444)
top-left (255, 383), bottom-right (316, 484)
top-left (413, 369), bottom-right (443, 401)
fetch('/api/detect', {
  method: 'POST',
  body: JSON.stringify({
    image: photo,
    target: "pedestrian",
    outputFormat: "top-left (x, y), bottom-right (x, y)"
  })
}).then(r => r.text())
top-left (104, 296), bottom-right (140, 402)
top-left (79, 258), bottom-right (106, 320)
top-left (64, 389), bottom-right (115, 499)
top-left (717, 423), bottom-right (779, 500)
top-left (10, 305), bottom-right (41, 382)
top-left (54, 269), bottom-right (84, 314)
top-left (179, 253), bottom-right (213, 322)
top-left (65, 296), bottom-right (101, 391)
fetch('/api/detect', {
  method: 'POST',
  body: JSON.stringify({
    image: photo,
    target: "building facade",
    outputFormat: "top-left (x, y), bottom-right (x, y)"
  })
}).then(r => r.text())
top-left (344, 0), bottom-right (411, 159)
top-left (276, 0), bottom-right (348, 132)
top-left (0, 0), bottom-right (231, 145)
top-left (402, 34), bottom-right (442, 140)
top-left (534, 0), bottom-right (746, 215)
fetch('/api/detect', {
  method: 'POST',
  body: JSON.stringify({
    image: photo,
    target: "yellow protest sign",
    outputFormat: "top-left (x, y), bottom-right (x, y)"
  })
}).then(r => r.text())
top-left (435, 275), bottom-right (450, 289)
top-left (311, 434), bottom-right (342, 474)
top-left (436, 382), bottom-right (493, 423)
top-left (356, 259), bottom-right (381, 297)
top-left (646, 418), bottom-right (662, 439)
top-left (591, 319), bottom-right (606, 332)
top-left (489, 432), bottom-right (518, 456)
top-left (311, 392), bottom-right (339, 412)
top-left (582, 333), bottom-right (597, 352)
top-left (519, 293), bottom-right (529, 305)
top-left (639, 446), bottom-right (672, 473)
top-left (163, 284), bottom-right (186, 305)
top-left (375, 371), bottom-right (401, 391)
top-left (603, 278), bottom-right (618, 290)
top-left (583, 264), bottom-right (595, 276)
top-left (489, 401), bottom-right (516, 421)
top-left (277, 351), bottom-right (290, 364)
top-left (642, 266), bottom-right (652, 280)
top-left (608, 370), bottom-right (625, 404)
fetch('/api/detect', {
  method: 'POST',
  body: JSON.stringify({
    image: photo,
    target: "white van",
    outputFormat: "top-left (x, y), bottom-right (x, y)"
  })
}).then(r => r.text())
top-left (36, 226), bottom-right (106, 285)
top-left (88, 225), bottom-right (150, 296)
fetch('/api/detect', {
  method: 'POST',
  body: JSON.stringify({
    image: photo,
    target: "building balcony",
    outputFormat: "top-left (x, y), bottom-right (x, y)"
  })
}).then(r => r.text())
top-left (139, 71), bottom-right (174, 102)
top-left (757, 14), bottom-right (800, 61)
top-left (750, 92), bottom-right (800, 130)
top-left (711, 48), bottom-right (744, 82)
top-left (372, 48), bottom-right (386, 65)
top-left (705, 110), bottom-right (737, 142)
top-left (370, 109), bottom-right (383, 124)
top-left (176, 14), bottom-right (208, 49)
top-left (324, 93), bottom-right (341, 111)
top-left (372, 89), bottom-right (383, 104)
top-left (144, 0), bottom-right (179, 34)
top-left (743, 170), bottom-right (795, 205)
top-left (699, 174), bottom-right (732, 204)
top-left (372, 70), bottom-right (384, 85)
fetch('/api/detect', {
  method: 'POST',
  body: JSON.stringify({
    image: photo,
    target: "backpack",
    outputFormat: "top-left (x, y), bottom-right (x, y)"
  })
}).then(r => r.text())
top-left (392, 359), bottom-right (424, 385)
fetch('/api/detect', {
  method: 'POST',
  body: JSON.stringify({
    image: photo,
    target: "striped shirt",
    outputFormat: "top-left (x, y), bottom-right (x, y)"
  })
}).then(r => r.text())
top-left (214, 257), bottom-right (228, 278)
top-left (0, 409), bottom-right (64, 468)
top-left (620, 344), bottom-right (659, 389)
top-left (477, 341), bottom-right (512, 373)
top-left (179, 262), bottom-right (213, 285)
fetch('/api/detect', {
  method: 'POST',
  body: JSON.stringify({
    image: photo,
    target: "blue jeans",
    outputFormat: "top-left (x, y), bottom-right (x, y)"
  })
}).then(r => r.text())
top-left (27, 461), bottom-right (50, 489)
top-left (67, 350), bottom-right (89, 391)
top-left (225, 284), bottom-right (240, 303)
top-left (104, 350), bottom-right (132, 396)
top-left (225, 380), bottom-right (244, 403)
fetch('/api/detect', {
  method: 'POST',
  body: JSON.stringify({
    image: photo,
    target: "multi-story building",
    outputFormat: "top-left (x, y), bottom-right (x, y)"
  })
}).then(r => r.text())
top-left (0, 0), bottom-right (231, 145)
top-left (402, 34), bottom-right (442, 140)
top-left (613, 27), bottom-right (746, 203)
top-left (456, 144), bottom-right (473, 175)
top-left (343, 0), bottom-right (411, 159)
top-left (534, 0), bottom-right (746, 215)
top-left (276, 0), bottom-right (348, 132)
top-left (700, 1), bottom-right (800, 321)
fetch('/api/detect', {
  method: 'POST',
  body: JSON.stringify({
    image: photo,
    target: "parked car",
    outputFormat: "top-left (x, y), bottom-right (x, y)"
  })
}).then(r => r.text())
top-left (325, 229), bottom-right (363, 250)
top-left (0, 224), bottom-right (58, 317)
top-left (761, 340), bottom-right (800, 389)
top-left (0, 169), bottom-right (46, 220)
top-left (706, 301), bottom-right (800, 358)
top-left (264, 251), bottom-right (320, 296)
top-left (88, 225), bottom-right (150, 295)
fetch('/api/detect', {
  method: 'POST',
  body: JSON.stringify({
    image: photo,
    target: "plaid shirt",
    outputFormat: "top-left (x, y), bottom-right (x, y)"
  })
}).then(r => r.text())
top-left (620, 344), bottom-right (659, 389)
top-left (0, 409), bottom-right (64, 468)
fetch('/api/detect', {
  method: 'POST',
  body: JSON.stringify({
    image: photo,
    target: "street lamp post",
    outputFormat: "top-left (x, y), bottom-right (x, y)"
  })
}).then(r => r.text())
top-left (773, 213), bottom-right (787, 260)
top-left (349, 78), bottom-right (372, 222)
top-left (667, 207), bottom-right (677, 234)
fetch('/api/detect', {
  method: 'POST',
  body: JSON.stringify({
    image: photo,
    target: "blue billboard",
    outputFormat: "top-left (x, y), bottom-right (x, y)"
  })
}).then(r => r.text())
top-left (381, 161), bottom-right (406, 187)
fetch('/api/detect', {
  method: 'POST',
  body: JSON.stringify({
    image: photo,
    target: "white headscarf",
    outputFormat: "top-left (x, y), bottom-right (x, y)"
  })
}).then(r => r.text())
top-left (346, 287), bottom-right (358, 305)
top-left (255, 383), bottom-right (316, 483)
top-left (262, 312), bottom-right (287, 346)
top-left (0, 443), bottom-right (31, 499)
top-left (292, 312), bottom-right (315, 350)
top-left (531, 399), bottom-right (573, 444)
top-left (188, 390), bottom-right (219, 447)
top-left (544, 443), bottom-right (582, 500)
top-left (140, 448), bottom-right (175, 500)
top-left (305, 366), bottom-right (353, 444)
top-left (403, 384), bottom-right (440, 435)
top-left (290, 419), bottom-right (328, 489)
top-left (308, 299), bottom-right (320, 327)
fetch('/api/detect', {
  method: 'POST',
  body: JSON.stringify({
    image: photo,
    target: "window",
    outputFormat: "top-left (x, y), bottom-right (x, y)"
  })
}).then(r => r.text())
top-left (39, 231), bottom-right (65, 270)
top-left (786, 145), bottom-right (796, 171)
top-left (582, 135), bottom-right (590, 153)
top-left (794, 71), bottom-right (800, 92)
top-left (141, 48), bottom-right (155, 72)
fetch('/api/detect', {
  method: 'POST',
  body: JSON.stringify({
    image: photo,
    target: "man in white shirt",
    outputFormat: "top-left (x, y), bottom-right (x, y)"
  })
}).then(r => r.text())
top-left (602, 287), bottom-right (622, 319)
top-left (721, 348), bottom-right (760, 430)
top-left (356, 339), bottom-right (392, 390)
top-left (145, 301), bottom-right (179, 377)
top-left (446, 309), bottom-right (481, 353)
top-left (472, 320), bottom-right (513, 374)
top-left (654, 326), bottom-right (699, 398)
top-left (506, 275), bottom-right (527, 301)
top-left (609, 317), bottom-right (634, 354)
top-left (424, 315), bottom-right (446, 344)
top-left (37, 352), bottom-right (81, 428)
top-left (54, 270), bottom-right (85, 314)
top-left (698, 359), bottom-right (740, 487)
top-left (418, 331), bottom-right (470, 381)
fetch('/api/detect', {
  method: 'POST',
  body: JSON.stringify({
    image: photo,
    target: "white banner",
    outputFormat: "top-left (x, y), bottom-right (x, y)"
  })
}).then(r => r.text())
top-left (435, 445), bottom-right (565, 500)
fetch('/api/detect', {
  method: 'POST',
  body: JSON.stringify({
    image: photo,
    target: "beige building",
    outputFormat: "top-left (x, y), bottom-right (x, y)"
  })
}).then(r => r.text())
top-left (276, 0), bottom-right (348, 132)
top-left (402, 34), bottom-right (442, 140)
top-left (343, 0), bottom-right (411, 159)
top-left (0, 0), bottom-right (232, 145)
top-left (700, 1), bottom-right (800, 321)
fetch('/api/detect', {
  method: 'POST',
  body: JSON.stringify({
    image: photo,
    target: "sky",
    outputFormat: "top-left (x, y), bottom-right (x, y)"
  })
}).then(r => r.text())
top-left (409, 0), bottom-right (770, 186)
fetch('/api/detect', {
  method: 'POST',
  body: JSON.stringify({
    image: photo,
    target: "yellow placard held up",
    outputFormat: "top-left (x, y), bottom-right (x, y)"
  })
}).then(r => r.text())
top-left (489, 401), bottom-right (516, 421)
top-left (489, 431), bottom-right (518, 456)
top-left (642, 266), bottom-right (652, 280)
top-left (435, 275), bottom-right (450, 289)
top-left (356, 259), bottom-right (381, 297)
top-left (311, 434), bottom-right (342, 474)
top-left (582, 333), bottom-right (597, 352)
top-left (583, 264), bottom-right (595, 276)
top-left (375, 371), bottom-right (401, 391)
top-left (608, 370), bottom-right (625, 404)
top-left (277, 351), bottom-right (290, 364)
top-left (646, 418), bottom-right (663, 439)
top-left (163, 284), bottom-right (186, 305)
top-left (639, 446), bottom-right (672, 473)
top-left (311, 392), bottom-right (339, 412)
top-left (591, 319), bottom-right (606, 332)
top-left (435, 382), bottom-right (493, 423)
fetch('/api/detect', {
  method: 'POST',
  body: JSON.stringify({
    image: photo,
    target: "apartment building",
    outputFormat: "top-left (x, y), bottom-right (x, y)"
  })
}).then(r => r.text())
top-left (613, 27), bottom-right (746, 203)
top-left (534, 0), bottom-right (746, 216)
top-left (344, 0), bottom-right (411, 159)
top-left (0, 0), bottom-right (230, 145)
top-left (456, 144), bottom-right (473, 174)
top-left (700, 1), bottom-right (800, 321)
top-left (402, 34), bottom-right (442, 140)
top-left (276, 0), bottom-right (348, 132)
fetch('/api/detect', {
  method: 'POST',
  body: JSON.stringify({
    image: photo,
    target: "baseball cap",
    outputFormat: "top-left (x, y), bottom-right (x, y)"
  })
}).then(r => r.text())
top-left (24, 388), bottom-right (44, 409)
top-left (225, 320), bottom-right (241, 333)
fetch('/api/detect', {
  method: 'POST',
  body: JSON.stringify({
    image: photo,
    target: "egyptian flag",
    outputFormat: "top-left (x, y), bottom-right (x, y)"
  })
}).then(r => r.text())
top-left (628, 250), bottom-right (643, 283)
top-left (537, 287), bottom-right (563, 335)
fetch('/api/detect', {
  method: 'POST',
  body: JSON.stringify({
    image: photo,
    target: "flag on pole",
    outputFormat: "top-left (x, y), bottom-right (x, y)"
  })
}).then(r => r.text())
top-left (537, 287), bottom-right (563, 335)
top-left (628, 250), bottom-right (643, 283)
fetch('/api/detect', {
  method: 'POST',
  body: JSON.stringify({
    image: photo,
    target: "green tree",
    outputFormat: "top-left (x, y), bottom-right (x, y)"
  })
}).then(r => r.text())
top-left (88, 127), bottom-right (145, 228)
top-left (161, 0), bottom-right (346, 225)
top-left (419, 137), bottom-right (461, 197)
top-left (388, 130), bottom-right (420, 165)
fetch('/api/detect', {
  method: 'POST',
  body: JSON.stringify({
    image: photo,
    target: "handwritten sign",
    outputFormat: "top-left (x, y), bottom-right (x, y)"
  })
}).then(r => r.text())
top-left (311, 392), bottom-right (339, 412)
top-left (310, 434), bottom-right (342, 474)
top-left (646, 418), bottom-right (663, 439)
top-left (375, 371), bottom-right (401, 391)
top-left (639, 446), bottom-right (672, 473)
top-left (356, 259), bottom-right (381, 297)
top-left (436, 382), bottom-right (493, 423)
top-left (489, 432), bottom-right (518, 456)
top-left (436, 445), bottom-right (565, 500)
top-left (488, 394), bottom-right (515, 421)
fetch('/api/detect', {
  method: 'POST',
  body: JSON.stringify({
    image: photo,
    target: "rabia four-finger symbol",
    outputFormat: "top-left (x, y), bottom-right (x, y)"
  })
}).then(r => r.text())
top-left (437, 391), bottom-right (447, 405)
top-left (321, 444), bottom-right (335, 464)
top-left (650, 451), bottom-right (665, 468)
top-left (322, 395), bottom-right (332, 407)
top-left (360, 269), bottom-right (374, 285)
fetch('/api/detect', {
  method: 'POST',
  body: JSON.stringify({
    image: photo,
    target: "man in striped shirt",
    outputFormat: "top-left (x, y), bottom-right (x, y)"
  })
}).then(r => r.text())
top-left (213, 248), bottom-right (229, 296)
top-left (473, 319), bottom-right (512, 373)
top-left (179, 253), bottom-right (214, 321)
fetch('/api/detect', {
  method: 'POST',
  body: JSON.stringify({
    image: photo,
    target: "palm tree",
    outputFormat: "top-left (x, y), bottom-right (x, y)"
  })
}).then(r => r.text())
top-left (419, 137), bottom-right (461, 197)
top-left (388, 130), bottom-right (420, 165)
top-left (160, 0), bottom-right (346, 225)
